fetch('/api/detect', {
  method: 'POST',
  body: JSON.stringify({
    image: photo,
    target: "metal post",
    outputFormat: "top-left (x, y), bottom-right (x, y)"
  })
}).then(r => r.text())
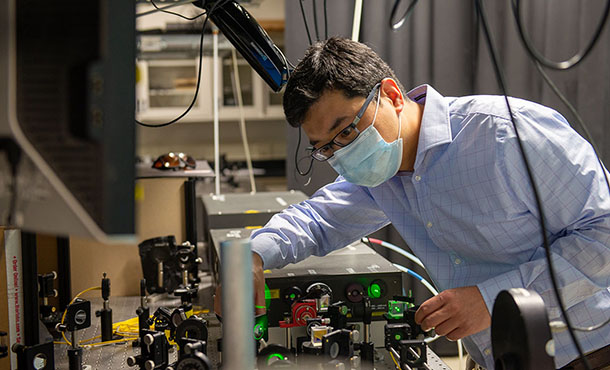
top-left (157, 262), bottom-right (164, 289)
top-left (184, 177), bottom-right (198, 245)
top-left (221, 239), bottom-right (254, 370)
top-left (57, 236), bottom-right (71, 312)
top-left (213, 26), bottom-right (220, 196)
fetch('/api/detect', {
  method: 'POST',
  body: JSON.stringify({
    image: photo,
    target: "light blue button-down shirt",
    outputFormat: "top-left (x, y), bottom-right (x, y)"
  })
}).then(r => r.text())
top-left (251, 85), bottom-right (610, 369)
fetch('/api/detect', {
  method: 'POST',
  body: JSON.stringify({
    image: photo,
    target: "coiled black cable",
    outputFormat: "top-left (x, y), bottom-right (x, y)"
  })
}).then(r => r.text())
top-left (511, 0), bottom-right (610, 70)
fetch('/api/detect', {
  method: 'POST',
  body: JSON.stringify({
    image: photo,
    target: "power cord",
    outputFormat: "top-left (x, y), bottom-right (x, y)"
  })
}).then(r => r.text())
top-left (324, 0), bottom-right (328, 39)
top-left (474, 1), bottom-right (591, 368)
top-left (149, 0), bottom-right (206, 20)
top-left (312, 0), bottom-right (320, 41)
top-left (511, 0), bottom-right (610, 70)
top-left (136, 0), bottom-right (228, 128)
top-left (299, 0), bottom-right (313, 45)
top-left (389, 0), bottom-right (420, 31)
top-left (0, 138), bottom-right (22, 226)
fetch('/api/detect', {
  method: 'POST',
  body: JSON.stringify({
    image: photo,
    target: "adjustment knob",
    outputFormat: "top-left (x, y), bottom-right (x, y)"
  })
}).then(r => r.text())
top-left (145, 360), bottom-right (155, 370)
top-left (143, 334), bottom-right (154, 346)
top-left (126, 356), bottom-right (137, 367)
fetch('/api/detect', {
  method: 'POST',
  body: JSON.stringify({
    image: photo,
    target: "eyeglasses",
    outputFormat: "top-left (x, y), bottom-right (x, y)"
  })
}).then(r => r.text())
top-left (310, 83), bottom-right (381, 162)
top-left (152, 152), bottom-right (196, 171)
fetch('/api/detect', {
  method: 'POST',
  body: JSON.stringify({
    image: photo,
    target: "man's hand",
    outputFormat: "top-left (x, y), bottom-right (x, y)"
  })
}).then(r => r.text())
top-left (414, 286), bottom-right (490, 341)
top-left (214, 252), bottom-right (267, 317)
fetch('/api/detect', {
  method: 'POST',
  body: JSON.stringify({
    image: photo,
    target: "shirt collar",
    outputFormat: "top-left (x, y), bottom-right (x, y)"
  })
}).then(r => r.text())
top-left (406, 84), bottom-right (452, 170)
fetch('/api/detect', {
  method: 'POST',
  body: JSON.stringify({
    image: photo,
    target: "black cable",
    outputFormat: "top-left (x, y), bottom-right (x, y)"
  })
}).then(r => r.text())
top-left (511, 0), bottom-right (610, 70)
top-left (324, 0), bottom-right (328, 39)
top-left (389, 0), bottom-right (420, 31)
top-left (295, 127), bottom-right (314, 176)
top-left (299, 0), bottom-right (313, 45)
top-left (312, 0), bottom-right (320, 41)
top-left (136, 1), bottom-right (225, 128)
top-left (150, 0), bottom-right (206, 20)
top-left (474, 1), bottom-right (591, 369)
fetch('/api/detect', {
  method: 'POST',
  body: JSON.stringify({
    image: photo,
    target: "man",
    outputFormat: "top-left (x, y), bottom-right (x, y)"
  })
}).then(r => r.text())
top-left (217, 37), bottom-right (610, 369)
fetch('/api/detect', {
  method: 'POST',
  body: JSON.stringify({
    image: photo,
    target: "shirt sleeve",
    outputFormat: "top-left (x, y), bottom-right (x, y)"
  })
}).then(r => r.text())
top-left (249, 177), bottom-right (391, 269)
top-left (476, 102), bottom-right (610, 318)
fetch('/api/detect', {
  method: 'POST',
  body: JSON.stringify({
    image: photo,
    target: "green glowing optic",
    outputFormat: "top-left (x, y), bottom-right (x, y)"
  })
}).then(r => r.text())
top-left (395, 334), bottom-right (401, 340)
top-left (289, 293), bottom-right (296, 299)
top-left (368, 283), bottom-right (382, 299)
top-left (341, 305), bottom-right (349, 315)
top-left (254, 315), bottom-right (268, 341)
top-left (254, 324), bottom-right (264, 340)
top-left (267, 353), bottom-right (286, 363)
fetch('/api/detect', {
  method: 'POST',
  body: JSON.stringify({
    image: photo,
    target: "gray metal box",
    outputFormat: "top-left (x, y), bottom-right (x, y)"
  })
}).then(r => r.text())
top-left (200, 190), bottom-right (308, 230)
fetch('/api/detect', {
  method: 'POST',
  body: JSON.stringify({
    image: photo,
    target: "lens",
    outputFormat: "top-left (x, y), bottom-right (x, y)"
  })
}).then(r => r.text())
top-left (334, 125), bottom-right (359, 146)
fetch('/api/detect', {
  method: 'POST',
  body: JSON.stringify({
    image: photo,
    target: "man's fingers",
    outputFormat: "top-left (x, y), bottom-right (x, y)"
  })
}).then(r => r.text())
top-left (419, 306), bottom-right (452, 332)
top-left (253, 265), bottom-right (267, 315)
top-left (433, 315), bottom-right (459, 337)
top-left (415, 294), bottom-right (446, 325)
top-left (445, 327), bottom-right (467, 341)
top-left (254, 282), bottom-right (266, 315)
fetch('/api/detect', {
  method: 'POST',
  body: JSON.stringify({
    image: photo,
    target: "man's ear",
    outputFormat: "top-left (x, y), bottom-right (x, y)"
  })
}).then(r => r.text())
top-left (380, 78), bottom-right (404, 113)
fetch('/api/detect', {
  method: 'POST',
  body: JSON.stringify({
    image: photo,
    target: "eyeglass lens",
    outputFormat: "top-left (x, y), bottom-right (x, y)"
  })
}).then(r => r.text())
top-left (311, 83), bottom-right (381, 161)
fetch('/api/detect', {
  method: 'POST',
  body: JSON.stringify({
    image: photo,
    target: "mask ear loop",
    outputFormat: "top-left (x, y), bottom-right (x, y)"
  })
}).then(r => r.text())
top-left (378, 79), bottom-right (403, 142)
top-left (396, 111), bottom-right (402, 141)
top-left (371, 87), bottom-right (382, 129)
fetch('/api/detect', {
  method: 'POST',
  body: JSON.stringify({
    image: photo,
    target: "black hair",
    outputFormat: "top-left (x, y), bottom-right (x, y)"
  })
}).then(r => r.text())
top-left (283, 37), bottom-right (405, 127)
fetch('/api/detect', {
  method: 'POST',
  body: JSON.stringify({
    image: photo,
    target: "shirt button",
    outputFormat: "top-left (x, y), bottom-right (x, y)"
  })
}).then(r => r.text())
top-left (484, 348), bottom-right (491, 356)
top-left (454, 258), bottom-right (462, 265)
top-left (426, 221), bottom-right (433, 228)
top-left (415, 175), bottom-right (421, 181)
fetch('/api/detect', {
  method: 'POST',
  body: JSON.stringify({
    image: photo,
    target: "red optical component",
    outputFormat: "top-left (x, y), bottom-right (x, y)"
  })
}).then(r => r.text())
top-left (279, 300), bottom-right (317, 328)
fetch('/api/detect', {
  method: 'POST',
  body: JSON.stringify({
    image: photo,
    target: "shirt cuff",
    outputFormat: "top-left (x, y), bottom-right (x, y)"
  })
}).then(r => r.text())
top-left (250, 232), bottom-right (283, 270)
top-left (476, 268), bottom-right (523, 314)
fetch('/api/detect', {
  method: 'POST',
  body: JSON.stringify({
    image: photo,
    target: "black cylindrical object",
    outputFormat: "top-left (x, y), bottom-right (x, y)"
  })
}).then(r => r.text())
top-left (137, 306), bottom-right (150, 334)
top-left (100, 308), bottom-right (113, 342)
top-left (68, 347), bottom-right (82, 370)
top-left (360, 342), bottom-right (375, 370)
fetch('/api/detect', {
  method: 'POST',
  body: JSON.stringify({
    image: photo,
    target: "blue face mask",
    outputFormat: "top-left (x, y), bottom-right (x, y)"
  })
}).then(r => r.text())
top-left (328, 89), bottom-right (403, 187)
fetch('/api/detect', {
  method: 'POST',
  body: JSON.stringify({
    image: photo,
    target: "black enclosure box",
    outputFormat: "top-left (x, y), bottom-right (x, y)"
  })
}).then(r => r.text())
top-left (209, 227), bottom-right (404, 327)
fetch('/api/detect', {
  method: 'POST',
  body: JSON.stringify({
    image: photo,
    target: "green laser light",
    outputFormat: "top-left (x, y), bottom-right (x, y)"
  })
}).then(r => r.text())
top-left (267, 353), bottom-right (286, 363)
top-left (368, 283), bottom-right (382, 298)
top-left (254, 324), bottom-right (264, 340)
